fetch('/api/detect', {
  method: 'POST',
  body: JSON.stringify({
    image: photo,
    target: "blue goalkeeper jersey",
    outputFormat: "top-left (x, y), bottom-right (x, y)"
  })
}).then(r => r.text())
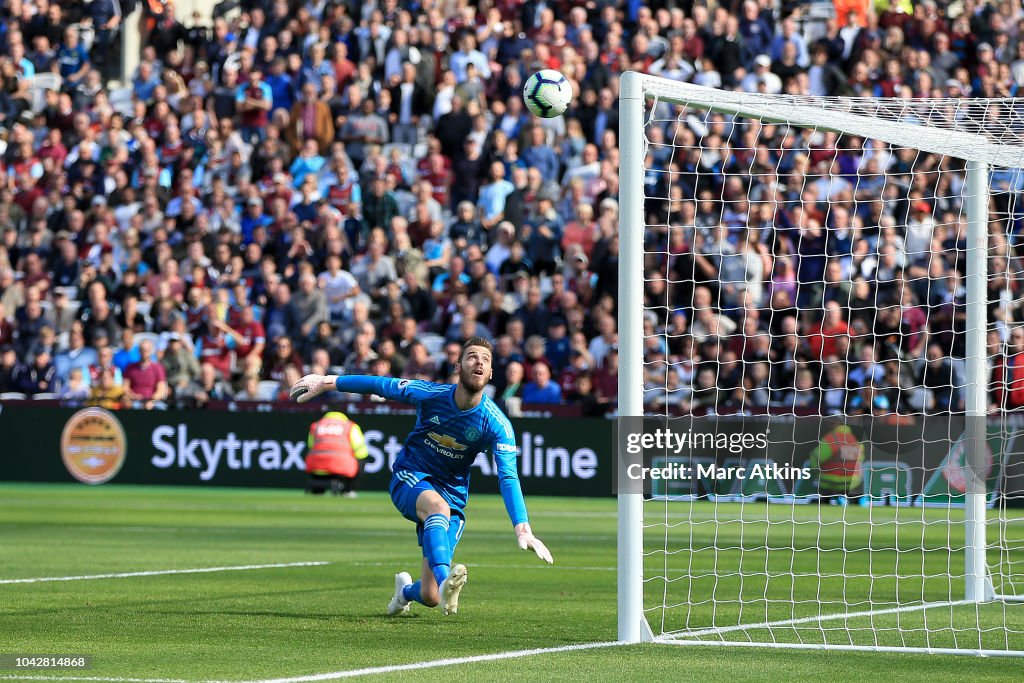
top-left (334, 376), bottom-right (528, 525)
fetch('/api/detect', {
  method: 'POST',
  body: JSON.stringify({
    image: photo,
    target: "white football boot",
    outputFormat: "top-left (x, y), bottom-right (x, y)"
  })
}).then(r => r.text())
top-left (386, 571), bottom-right (413, 616)
top-left (440, 564), bottom-right (468, 615)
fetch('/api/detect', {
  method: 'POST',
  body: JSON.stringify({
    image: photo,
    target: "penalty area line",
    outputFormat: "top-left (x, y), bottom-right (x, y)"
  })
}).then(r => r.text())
top-left (0, 562), bottom-right (331, 585)
top-left (244, 641), bottom-right (625, 682)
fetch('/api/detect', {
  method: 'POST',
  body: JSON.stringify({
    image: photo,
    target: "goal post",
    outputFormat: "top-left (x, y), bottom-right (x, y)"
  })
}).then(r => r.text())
top-left (616, 72), bottom-right (1024, 654)
top-left (617, 70), bottom-right (648, 644)
top-left (964, 159), bottom-right (990, 605)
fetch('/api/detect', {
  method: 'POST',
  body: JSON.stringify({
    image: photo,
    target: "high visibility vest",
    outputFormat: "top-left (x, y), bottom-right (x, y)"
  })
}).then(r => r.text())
top-left (811, 426), bottom-right (864, 487)
top-left (306, 416), bottom-right (358, 478)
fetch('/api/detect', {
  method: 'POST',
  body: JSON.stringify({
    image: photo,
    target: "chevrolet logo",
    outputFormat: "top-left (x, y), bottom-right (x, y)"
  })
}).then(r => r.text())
top-left (427, 432), bottom-right (468, 451)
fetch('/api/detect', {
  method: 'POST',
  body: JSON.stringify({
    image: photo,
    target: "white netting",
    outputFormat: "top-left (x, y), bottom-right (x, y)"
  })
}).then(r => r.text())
top-left (631, 82), bottom-right (1024, 654)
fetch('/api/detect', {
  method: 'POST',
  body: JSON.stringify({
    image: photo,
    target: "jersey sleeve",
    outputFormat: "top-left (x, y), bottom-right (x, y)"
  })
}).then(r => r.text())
top-left (491, 415), bottom-right (529, 527)
top-left (334, 375), bottom-right (443, 406)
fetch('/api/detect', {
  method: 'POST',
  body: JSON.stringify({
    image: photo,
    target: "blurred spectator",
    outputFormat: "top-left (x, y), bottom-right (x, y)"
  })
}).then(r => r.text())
top-left (263, 283), bottom-right (296, 342)
top-left (82, 286), bottom-right (121, 343)
top-left (808, 302), bottom-right (851, 360)
top-left (123, 339), bottom-right (168, 409)
top-left (89, 344), bottom-right (123, 386)
top-left (113, 328), bottom-right (140, 372)
top-left (264, 335), bottom-right (303, 382)
top-left (288, 82), bottom-right (335, 154)
top-left (498, 360), bottom-right (525, 406)
top-left (237, 68), bottom-right (272, 146)
top-left (742, 54), bottom-right (783, 93)
top-left (351, 240), bottom-right (398, 301)
top-left (162, 332), bottom-right (202, 400)
top-left (593, 346), bottom-right (619, 406)
top-left (916, 342), bottom-right (963, 413)
top-left (231, 305), bottom-right (266, 371)
top-left (88, 368), bottom-right (125, 410)
top-left (234, 373), bottom-right (264, 401)
top-left (196, 317), bottom-right (235, 379)
top-left (307, 321), bottom-right (344, 368)
top-left (343, 333), bottom-right (378, 375)
top-left (57, 26), bottom-right (90, 86)
top-left (341, 98), bottom-right (389, 169)
top-left (14, 349), bottom-right (56, 396)
top-left (54, 322), bottom-right (97, 387)
top-left (522, 126), bottom-right (559, 184)
top-left (363, 177), bottom-right (399, 233)
top-left (275, 364), bottom-right (303, 401)
top-left (0, 345), bottom-right (18, 392)
top-left (389, 62), bottom-right (428, 146)
top-left (26, 325), bottom-right (58, 365)
top-left (193, 362), bottom-right (233, 405)
top-left (290, 273), bottom-right (329, 344)
top-left (770, 16), bottom-right (810, 67)
top-left (59, 367), bottom-right (90, 401)
top-left (403, 342), bottom-right (436, 381)
top-left (522, 362), bottom-right (561, 404)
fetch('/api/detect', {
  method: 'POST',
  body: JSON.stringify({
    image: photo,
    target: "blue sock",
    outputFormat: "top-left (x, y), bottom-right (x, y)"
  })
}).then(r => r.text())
top-left (402, 580), bottom-right (425, 605)
top-left (422, 513), bottom-right (452, 587)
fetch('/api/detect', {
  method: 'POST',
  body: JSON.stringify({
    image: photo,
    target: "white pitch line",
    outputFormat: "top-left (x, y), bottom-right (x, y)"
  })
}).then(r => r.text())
top-left (0, 677), bottom-right (195, 682)
top-left (242, 641), bottom-right (625, 683)
top-left (0, 562), bottom-right (331, 585)
top-left (0, 642), bottom-right (627, 683)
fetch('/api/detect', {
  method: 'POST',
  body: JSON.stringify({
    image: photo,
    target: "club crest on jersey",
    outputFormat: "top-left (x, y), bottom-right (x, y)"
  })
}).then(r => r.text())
top-left (427, 432), bottom-right (468, 451)
top-left (465, 427), bottom-right (481, 442)
top-left (429, 415), bottom-right (441, 425)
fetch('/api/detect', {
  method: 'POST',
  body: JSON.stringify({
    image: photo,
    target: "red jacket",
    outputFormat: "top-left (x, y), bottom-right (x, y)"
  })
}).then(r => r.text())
top-left (306, 413), bottom-right (366, 478)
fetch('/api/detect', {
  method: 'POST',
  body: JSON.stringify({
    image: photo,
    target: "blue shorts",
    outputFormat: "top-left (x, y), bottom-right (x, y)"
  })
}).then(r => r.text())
top-left (389, 470), bottom-right (466, 554)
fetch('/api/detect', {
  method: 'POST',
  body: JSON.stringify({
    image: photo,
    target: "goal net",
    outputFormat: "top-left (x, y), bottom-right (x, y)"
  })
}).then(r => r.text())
top-left (616, 73), bottom-right (1024, 656)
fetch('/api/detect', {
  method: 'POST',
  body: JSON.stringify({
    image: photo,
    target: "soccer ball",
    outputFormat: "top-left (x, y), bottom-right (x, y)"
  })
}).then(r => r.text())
top-left (523, 70), bottom-right (572, 118)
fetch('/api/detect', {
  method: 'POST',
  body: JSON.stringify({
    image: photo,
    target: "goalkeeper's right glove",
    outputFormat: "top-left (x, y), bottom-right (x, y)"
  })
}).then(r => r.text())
top-left (290, 374), bottom-right (339, 403)
top-left (515, 523), bottom-right (554, 564)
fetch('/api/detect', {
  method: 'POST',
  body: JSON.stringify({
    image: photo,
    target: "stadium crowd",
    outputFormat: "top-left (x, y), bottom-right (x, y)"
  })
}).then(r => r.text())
top-left (0, 0), bottom-right (1021, 415)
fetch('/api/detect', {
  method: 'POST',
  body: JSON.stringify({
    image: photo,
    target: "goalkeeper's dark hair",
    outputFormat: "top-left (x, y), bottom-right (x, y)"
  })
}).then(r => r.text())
top-left (461, 336), bottom-right (494, 361)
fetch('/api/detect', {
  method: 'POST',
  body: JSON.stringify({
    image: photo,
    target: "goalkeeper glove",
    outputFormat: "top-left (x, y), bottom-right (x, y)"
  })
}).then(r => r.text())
top-left (290, 374), bottom-right (339, 403)
top-left (515, 523), bottom-right (553, 564)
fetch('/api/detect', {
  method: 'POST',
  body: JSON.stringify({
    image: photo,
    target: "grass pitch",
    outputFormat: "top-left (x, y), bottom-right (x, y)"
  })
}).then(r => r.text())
top-left (1, 483), bottom-right (1022, 681)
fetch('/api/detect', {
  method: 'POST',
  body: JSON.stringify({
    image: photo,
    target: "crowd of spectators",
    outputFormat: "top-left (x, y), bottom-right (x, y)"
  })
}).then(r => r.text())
top-left (0, 0), bottom-right (1021, 415)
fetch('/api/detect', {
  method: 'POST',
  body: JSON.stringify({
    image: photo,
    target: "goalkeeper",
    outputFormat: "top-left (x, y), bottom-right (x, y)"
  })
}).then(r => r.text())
top-left (290, 337), bottom-right (553, 616)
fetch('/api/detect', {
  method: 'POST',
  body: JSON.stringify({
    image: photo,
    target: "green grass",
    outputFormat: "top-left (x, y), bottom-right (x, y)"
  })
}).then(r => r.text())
top-left (0, 484), bottom-right (1022, 682)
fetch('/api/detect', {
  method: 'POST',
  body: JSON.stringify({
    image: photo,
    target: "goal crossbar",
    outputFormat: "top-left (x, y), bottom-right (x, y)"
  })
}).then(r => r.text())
top-left (632, 75), bottom-right (1024, 168)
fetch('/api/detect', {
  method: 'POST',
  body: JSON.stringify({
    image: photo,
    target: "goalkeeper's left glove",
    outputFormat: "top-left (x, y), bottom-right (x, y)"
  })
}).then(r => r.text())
top-left (515, 522), bottom-right (553, 564)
